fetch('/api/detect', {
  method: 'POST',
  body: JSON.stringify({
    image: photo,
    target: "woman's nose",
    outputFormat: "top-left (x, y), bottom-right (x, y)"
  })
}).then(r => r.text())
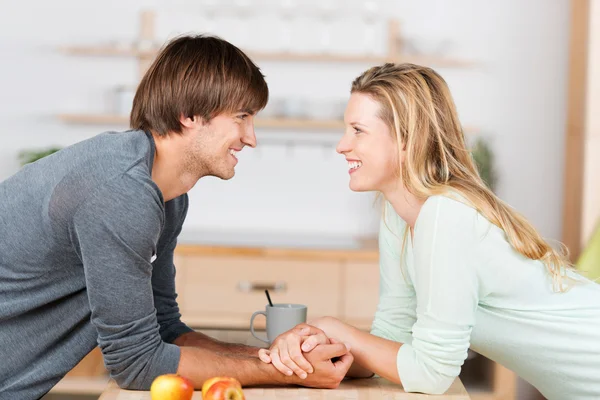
top-left (336, 134), bottom-right (351, 154)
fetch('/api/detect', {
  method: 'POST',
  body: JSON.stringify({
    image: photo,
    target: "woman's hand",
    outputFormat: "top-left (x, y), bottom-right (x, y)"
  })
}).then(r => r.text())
top-left (258, 323), bottom-right (330, 379)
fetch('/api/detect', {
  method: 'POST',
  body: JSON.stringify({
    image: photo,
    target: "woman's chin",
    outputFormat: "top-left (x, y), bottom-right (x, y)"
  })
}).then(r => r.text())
top-left (349, 180), bottom-right (373, 192)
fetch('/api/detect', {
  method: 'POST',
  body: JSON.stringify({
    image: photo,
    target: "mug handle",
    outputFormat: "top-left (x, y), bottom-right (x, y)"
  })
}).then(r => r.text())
top-left (250, 311), bottom-right (270, 344)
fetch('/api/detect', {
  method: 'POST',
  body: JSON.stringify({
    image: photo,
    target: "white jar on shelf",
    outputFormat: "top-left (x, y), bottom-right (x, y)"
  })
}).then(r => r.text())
top-left (113, 85), bottom-right (137, 116)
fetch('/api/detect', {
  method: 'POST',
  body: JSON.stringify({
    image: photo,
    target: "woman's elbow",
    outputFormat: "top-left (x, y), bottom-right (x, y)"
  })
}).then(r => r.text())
top-left (402, 374), bottom-right (455, 395)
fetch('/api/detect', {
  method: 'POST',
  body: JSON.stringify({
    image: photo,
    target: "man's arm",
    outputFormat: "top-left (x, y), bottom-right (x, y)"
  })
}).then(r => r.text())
top-left (177, 341), bottom-right (354, 389)
top-left (72, 177), bottom-right (182, 390)
top-left (152, 195), bottom-right (194, 343)
top-left (173, 331), bottom-right (260, 357)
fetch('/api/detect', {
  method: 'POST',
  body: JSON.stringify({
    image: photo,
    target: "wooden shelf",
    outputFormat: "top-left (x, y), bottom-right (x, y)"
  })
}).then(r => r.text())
top-left (49, 376), bottom-right (110, 395)
top-left (60, 45), bottom-right (157, 58)
top-left (57, 113), bottom-right (345, 130)
top-left (60, 45), bottom-right (475, 68)
top-left (57, 113), bottom-right (479, 134)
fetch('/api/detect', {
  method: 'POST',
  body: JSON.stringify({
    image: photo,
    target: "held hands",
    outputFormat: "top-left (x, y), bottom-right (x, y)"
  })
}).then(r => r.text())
top-left (258, 323), bottom-right (353, 388)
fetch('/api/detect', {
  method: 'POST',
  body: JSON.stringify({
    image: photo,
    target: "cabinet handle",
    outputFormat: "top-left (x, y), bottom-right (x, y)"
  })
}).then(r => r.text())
top-left (237, 281), bottom-right (287, 293)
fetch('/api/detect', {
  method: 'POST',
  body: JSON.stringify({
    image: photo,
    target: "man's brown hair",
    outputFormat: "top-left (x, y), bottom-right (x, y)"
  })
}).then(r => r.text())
top-left (131, 34), bottom-right (269, 135)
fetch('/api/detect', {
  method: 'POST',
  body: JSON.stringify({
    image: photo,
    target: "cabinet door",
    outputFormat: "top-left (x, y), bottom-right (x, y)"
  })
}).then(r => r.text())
top-left (342, 261), bottom-right (379, 330)
top-left (174, 254), bottom-right (343, 329)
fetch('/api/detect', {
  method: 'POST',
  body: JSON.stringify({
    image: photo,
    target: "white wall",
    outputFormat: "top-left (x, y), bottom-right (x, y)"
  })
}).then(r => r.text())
top-left (0, 0), bottom-right (569, 244)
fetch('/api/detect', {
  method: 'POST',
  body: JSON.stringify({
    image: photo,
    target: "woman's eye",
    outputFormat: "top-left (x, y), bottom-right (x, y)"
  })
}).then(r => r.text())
top-left (354, 128), bottom-right (362, 134)
top-left (238, 114), bottom-right (248, 120)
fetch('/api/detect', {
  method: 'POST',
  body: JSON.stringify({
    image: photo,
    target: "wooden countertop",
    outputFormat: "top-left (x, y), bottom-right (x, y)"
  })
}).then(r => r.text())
top-left (99, 378), bottom-right (470, 399)
top-left (174, 230), bottom-right (379, 262)
top-left (175, 243), bottom-right (379, 262)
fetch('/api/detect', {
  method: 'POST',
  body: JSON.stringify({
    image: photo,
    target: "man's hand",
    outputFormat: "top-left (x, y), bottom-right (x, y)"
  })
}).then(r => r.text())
top-left (290, 339), bottom-right (353, 389)
top-left (258, 323), bottom-right (330, 379)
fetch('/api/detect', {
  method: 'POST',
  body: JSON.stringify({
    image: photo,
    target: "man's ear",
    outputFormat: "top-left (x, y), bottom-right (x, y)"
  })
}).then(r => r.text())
top-left (180, 114), bottom-right (205, 129)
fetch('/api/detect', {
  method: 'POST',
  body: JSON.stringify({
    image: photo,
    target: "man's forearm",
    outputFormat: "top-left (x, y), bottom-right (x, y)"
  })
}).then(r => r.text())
top-left (173, 331), bottom-right (261, 357)
top-left (177, 345), bottom-right (295, 388)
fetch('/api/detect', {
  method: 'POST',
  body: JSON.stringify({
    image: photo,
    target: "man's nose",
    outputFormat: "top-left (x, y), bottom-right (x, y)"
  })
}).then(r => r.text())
top-left (243, 119), bottom-right (257, 148)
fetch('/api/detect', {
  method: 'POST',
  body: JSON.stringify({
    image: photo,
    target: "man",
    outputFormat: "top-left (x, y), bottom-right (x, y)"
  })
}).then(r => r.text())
top-left (0, 35), bottom-right (352, 399)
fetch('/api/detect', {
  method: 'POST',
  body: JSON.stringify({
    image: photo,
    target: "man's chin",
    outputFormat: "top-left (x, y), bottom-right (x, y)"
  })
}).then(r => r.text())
top-left (203, 168), bottom-right (235, 181)
top-left (218, 169), bottom-right (236, 181)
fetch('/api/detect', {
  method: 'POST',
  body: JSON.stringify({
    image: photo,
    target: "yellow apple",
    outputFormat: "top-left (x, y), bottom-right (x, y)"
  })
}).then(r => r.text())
top-left (150, 373), bottom-right (194, 400)
top-left (202, 376), bottom-right (245, 400)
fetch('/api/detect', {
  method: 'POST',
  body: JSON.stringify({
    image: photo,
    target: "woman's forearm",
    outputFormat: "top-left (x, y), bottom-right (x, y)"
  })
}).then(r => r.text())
top-left (346, 359), bottom-right (376, 378)
top-left (312, 317), bottom-right (402, 382)
top-left (345, 325), bottom-right (402, 383)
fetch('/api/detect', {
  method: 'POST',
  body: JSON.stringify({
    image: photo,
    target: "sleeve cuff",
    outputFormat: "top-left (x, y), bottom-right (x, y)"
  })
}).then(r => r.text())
top-left (396, 343), bottom-right (455, 395)
top-left (140, 342), bottom-right (182, 388)
top-left (160, 322), bottom-right (194, 344)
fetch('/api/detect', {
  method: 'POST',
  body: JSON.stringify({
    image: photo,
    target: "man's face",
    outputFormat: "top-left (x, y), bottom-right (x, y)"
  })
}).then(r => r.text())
top-left (187, 110), bottom-right (257, 180)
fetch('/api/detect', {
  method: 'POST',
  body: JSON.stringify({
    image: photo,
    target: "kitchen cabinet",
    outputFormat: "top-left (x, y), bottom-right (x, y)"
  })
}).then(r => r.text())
top-left (173, 244), bottom-right (379, 331)
top-left (174, 255), bottom-right (346, 329)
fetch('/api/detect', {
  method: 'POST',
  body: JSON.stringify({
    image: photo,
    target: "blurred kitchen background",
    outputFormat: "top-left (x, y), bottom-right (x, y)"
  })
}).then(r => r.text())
top-left (1, 0), bottom-right (599, 399)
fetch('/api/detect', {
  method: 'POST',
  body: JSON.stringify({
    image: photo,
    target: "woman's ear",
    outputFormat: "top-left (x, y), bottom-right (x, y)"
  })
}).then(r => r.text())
top-left (399, 140), bottom-right (407, 164)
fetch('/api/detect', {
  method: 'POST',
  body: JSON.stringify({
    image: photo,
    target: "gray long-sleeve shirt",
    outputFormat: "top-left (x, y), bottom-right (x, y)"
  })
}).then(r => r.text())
top-left (0, 130), bottom-right (193, 399)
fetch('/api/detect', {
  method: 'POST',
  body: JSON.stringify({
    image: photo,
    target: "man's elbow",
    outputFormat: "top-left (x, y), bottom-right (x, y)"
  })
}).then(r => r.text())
top-left (104, 351), bottom-right (156, 390)
top-left (111, 367), bottom-right (151, 390)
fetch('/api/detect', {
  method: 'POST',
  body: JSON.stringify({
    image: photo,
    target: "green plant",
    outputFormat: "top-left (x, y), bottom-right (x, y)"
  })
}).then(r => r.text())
top-left (18, 147), bottom-right (62, 166)
top-left (471, 137), bottom-right (497, 191)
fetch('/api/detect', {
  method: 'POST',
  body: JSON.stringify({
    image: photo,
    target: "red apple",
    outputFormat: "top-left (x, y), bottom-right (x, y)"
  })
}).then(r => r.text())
top-left (150, 373), bottom-right (194, 400)
top-left (202, 376), bottom-right (245, 400)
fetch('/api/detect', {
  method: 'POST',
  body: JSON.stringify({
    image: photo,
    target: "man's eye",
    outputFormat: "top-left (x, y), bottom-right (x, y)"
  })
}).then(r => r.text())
top-left (238, 114), bottom-right (249, 120)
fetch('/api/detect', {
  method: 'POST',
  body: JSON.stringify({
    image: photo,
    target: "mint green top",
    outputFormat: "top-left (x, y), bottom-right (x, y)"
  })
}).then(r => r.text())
top-left (371, 195), bottom-right (600, 400)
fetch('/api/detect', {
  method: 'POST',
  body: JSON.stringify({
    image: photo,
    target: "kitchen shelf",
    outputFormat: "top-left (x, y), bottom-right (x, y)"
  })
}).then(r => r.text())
top-left (57, 113), bottom-right (346, 130)
top-left (60, 45), bottom-right (475, 68)
top-left (60, 11), bottom-right (476, 72)
top-left (56, 113), bottom-right (479, 134)
top-left (58, 12), bottom-right (478, 134)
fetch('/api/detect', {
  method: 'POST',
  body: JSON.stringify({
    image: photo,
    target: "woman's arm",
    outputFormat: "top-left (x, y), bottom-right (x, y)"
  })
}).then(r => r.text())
top-left (307, 317), bottom-right (402, 382)
top-left (260, 206), bottom-right (417, 380)
top-left (392, 196), bottom-right (480, 394)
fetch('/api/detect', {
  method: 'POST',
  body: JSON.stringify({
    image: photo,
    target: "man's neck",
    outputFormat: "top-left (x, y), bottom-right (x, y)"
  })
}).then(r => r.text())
top-left (151, 132), bottom-right (199, 202)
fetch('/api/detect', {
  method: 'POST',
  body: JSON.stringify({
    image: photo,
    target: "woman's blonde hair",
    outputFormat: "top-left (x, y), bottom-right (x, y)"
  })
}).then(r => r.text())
top-left (351, 63), bottom-right (574, 292)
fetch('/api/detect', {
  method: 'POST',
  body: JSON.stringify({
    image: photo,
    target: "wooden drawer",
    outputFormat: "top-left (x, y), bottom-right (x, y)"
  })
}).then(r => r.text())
top-left (342, 261), bottom-right (379, 328)
top-left (174, 255), bottom-right (343, 329)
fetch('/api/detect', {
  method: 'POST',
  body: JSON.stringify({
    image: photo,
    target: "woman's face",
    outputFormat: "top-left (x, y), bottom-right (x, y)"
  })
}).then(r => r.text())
top-left (336, 92), bottom-right (401, 193)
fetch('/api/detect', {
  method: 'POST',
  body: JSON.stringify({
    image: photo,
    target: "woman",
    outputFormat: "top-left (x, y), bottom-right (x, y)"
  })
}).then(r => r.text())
top-left (258, 63), bottom-right (600, 399)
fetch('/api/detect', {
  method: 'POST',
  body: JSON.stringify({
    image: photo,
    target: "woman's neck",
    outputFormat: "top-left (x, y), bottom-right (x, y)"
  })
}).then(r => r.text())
top-left (382, 186), bottom-right (426, 233)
